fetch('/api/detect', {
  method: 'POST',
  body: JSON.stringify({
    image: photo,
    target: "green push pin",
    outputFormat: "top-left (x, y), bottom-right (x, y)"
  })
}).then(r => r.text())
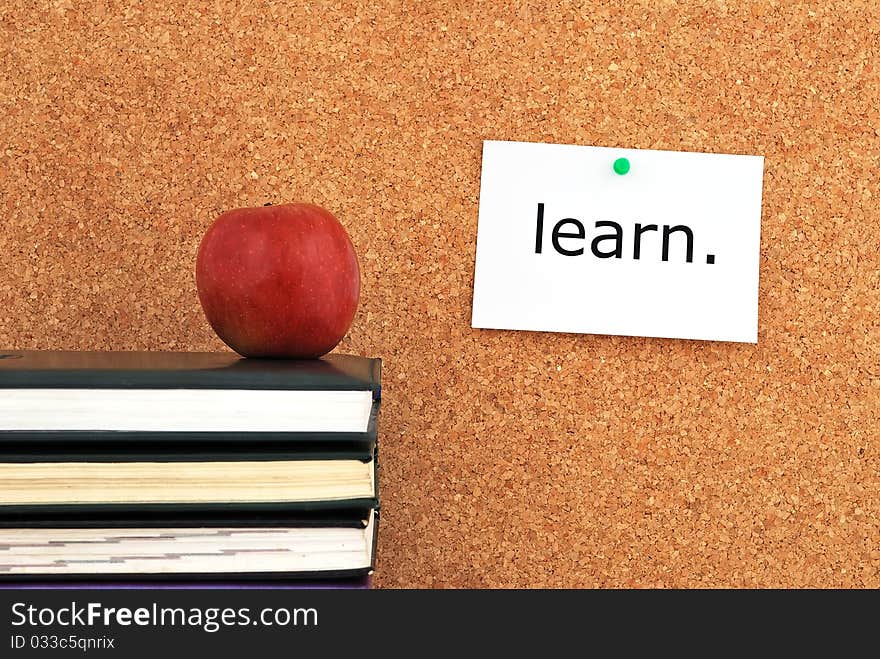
top-left (613, 157), bottom-right (630, 175)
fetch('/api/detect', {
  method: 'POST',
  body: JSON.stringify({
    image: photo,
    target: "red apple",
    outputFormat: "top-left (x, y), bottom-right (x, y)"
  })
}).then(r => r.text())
top-left (196, 202), bottom-right (360, 359)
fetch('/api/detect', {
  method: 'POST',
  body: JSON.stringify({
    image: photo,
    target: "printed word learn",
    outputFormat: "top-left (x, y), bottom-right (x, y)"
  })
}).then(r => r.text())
top-left (533, 203), bottom-right (715, 264)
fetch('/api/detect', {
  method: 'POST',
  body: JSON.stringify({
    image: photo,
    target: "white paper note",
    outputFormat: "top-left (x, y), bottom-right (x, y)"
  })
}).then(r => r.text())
top-left (471, 140), bottom-right (764, 343)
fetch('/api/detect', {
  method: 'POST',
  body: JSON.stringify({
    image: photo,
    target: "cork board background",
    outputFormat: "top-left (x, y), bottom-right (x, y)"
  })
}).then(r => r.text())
top-left (0, 1), bottom-right (878, 588)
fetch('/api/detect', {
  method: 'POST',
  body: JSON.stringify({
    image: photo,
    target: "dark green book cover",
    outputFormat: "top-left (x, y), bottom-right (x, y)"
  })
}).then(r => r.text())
top-left (0, 351), bottom-right (380, 392)
top-left (0, 351), bottom-right (381, 449)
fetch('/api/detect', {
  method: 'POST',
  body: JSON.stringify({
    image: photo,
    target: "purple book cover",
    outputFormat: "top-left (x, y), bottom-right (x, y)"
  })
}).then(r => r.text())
top-left (0, 575), bottom-right (372, 589)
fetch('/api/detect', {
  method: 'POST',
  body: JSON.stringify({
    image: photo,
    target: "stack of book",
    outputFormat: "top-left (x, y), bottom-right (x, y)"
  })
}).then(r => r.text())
top-left (0, 350), bottom-right (380, 587)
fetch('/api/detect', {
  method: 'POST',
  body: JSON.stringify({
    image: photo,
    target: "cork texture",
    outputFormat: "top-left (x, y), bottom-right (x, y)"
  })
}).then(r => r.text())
top-left (0, 1), bottom-right (877, 587)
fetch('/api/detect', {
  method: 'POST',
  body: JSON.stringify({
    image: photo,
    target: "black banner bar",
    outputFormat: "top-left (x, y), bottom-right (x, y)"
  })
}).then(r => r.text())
top-left (0, 588), bottom-right (872, 656)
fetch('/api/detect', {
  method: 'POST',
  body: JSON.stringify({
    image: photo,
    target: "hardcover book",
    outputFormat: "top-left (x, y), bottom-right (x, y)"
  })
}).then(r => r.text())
top-left (0, 510), bottom-right (377, 580)
top-left (0, 450), bottom-right (378, 514)
top-left (0, 351), bottom-right (381, 448)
